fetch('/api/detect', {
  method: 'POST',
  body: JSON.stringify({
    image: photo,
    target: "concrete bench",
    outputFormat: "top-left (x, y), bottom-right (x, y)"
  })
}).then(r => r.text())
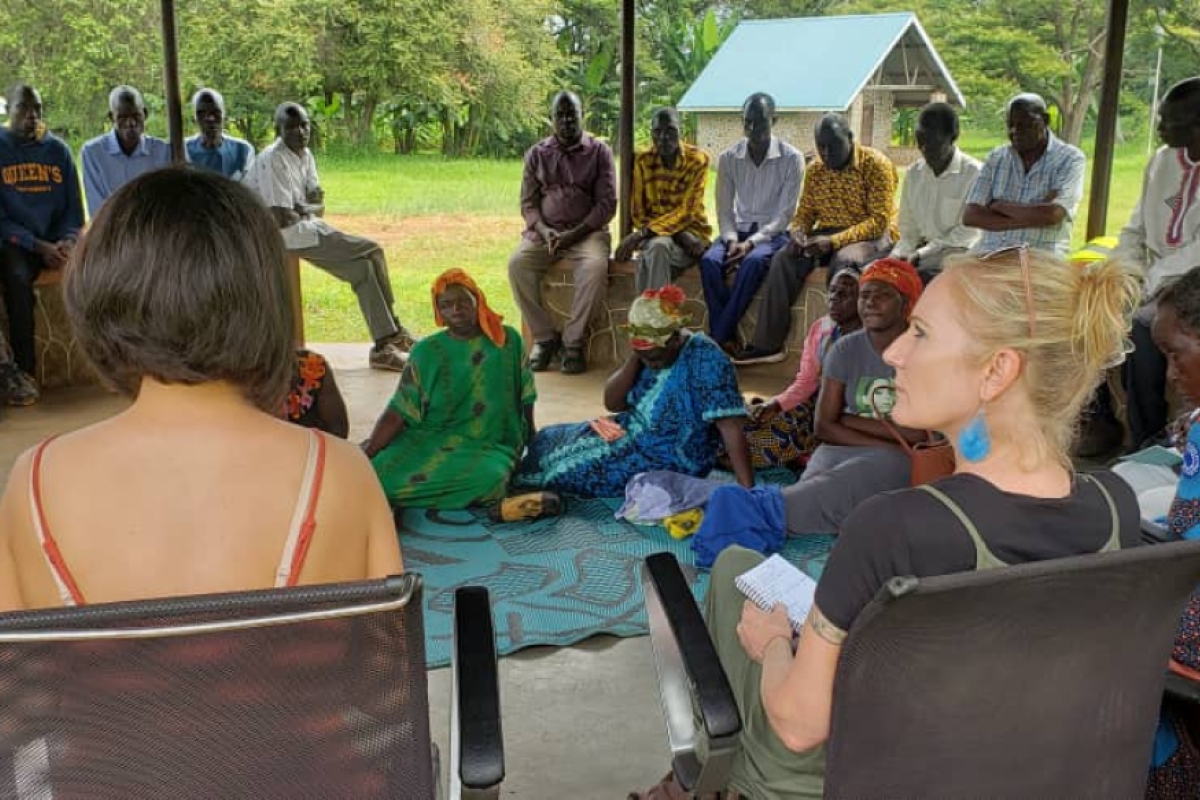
top-left (0, 269), bottom-right (97, 389)
top-left (537, 259), bottom-right (829, 380)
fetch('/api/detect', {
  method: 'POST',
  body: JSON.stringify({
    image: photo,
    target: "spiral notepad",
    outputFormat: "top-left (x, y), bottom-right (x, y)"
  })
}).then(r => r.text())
top-left (734, 555), bottom-right (818, 634)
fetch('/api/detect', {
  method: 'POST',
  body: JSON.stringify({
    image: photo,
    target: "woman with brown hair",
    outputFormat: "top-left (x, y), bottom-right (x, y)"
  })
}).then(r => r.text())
top-left (0, 167), bottom-right (401, 611)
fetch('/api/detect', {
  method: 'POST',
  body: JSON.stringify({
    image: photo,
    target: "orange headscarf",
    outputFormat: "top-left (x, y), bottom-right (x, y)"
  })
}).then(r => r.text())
top-left (431, 268), bottom-right (506, 346)
top-left (860, 257), bottom-right (923, 319)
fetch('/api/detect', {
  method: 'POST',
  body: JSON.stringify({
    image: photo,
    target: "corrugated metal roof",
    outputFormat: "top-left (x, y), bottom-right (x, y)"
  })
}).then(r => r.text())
top-left (678, 13), bottom-right (964, 112)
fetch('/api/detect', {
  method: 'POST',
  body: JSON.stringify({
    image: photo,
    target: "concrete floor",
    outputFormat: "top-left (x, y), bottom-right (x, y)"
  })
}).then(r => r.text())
top-left (0, 344), bottom-right (782, 798)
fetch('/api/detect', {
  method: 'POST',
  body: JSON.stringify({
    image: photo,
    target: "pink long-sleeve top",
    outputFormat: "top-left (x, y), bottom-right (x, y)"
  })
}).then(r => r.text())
top-left (773, 315), bottom-right (839, 411)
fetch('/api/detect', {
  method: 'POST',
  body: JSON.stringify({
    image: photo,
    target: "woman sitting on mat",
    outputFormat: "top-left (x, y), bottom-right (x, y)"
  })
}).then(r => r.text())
top-left (742, 266), bottom-right (863, 469)
top-left (633, 248), bottom-right (1142, 800)
top-left (0, 167), bottom-right (402, 611)
top-left (1146, 267), bottom-right (1200, 793)
top-left (703, 258), bottom-right (926, 539)
top-left (363, 268), bottom-right (555, 517)
top-left (282, 348), bottom-right (349, 438)
top-left (516, 285), bottom-right (754, 498)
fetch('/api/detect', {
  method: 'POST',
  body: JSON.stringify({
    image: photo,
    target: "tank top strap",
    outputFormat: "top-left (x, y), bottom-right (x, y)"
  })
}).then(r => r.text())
top-left (1079, 473), bottom-right (1122, 553)
top-left (27, 436), bottom-right (86, 606)
top-left (916, 483), bottom-right (1009, 571)
top-left (275, 430), bottom-right (327, 588)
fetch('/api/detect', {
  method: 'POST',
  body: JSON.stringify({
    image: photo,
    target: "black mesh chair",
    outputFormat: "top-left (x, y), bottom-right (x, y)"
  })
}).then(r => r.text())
top-left (643, 539), bottom-right (1200, 799)
top-left (0, 575), bottom-right (503, 800)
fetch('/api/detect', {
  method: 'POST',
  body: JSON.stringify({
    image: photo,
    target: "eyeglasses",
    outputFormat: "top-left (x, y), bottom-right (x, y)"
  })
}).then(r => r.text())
top-left (979, 244), bottom-right (1036, 337)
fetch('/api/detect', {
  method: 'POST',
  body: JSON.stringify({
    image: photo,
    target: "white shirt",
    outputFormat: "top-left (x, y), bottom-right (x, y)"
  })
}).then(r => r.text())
top-left (893, 148), bottom-right (982, 262)
top-left (1116, 145), bottom-right (1200, 295)
top-left (715, 136), bottom-right (804, 246)
top-left (244, 138), bottom-right (333, 250)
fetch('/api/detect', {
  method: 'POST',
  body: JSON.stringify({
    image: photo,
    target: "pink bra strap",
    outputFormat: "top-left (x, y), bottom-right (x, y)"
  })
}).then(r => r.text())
top-left (28, 436), bottom-right (85, 606)
top-left (276, 430), bottom-right (327, 588)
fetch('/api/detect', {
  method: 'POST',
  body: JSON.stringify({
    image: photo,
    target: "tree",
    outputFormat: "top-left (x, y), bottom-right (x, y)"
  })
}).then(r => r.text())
top-left (178, 0), bottom-right (321, 147)
top-left (0, 1), bottom-right (163, 142)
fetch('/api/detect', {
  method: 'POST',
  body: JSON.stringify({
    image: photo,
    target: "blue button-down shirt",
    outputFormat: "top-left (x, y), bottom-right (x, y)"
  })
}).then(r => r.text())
top-left (967, 133), bottom-right (1086, 256)
top-left (80, 130), bottom-right (174, 217)
top-left (185, 134), bottom-right (255, 181)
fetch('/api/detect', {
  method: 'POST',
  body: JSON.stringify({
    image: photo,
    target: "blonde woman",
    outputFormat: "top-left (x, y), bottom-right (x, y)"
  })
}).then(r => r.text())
top-left (634, 248), bottom-right (1142, 799)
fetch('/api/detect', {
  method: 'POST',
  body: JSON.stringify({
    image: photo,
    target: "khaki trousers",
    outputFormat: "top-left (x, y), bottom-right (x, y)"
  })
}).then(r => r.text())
top-left (507, 231), bottom-right (611, 347)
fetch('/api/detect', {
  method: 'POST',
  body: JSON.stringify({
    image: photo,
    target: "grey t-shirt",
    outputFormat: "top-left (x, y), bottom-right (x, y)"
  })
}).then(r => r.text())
top-left (821, 329), bottom-right (895, 418)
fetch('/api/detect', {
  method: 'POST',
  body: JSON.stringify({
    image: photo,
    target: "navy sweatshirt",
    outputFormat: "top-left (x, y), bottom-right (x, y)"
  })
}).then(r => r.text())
top-left (0, 126), bottom-right (85, 252)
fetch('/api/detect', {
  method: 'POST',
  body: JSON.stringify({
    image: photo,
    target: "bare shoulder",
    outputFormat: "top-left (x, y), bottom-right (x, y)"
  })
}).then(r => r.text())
top-left (318, 434), bottom-right (388, 506)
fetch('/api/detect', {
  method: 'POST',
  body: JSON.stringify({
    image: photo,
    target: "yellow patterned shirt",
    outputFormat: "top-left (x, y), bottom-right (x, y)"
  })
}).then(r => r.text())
top-left (631, 143), bottom-right (713, 243)
top-left (792, 144), bottom-right (898, 251)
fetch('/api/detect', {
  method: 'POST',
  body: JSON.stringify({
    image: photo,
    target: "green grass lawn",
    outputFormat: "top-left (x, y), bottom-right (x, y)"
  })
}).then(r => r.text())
top-left (304, 137), bottom-right (1156, 342)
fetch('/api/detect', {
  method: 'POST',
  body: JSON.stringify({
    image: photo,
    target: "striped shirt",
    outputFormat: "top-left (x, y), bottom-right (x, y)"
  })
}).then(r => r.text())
top-left (967, 133), bottom-right (1086, 255)
top-left (630, 143), bottom-right (712, 242)
top-left (716, 136), bottom-right (804, 246)
top-left (793, 144), bottom-right (898, 251)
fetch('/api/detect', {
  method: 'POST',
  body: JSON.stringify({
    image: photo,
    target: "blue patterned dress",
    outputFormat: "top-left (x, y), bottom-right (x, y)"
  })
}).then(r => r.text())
top-left (516, 333), bottom-right (746, 498)
top-left (1170, 420), bottom-right (1200, 670)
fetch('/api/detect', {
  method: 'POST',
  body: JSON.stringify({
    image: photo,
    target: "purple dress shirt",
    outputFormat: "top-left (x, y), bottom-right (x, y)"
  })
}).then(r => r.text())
top-left (521, 134), bottom-right (617, 242)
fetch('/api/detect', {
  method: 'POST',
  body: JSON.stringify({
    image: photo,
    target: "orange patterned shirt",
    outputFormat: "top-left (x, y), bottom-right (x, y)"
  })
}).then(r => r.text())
top-left (793, 144), bottom-right (898, 251)
top-left (630, 143), bottom-right (712, 243)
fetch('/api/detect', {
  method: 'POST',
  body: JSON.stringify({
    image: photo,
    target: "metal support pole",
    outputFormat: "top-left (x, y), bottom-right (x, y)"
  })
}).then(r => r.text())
top-left (618, 0), bottom-right (635, 240)
top-left (161, 0), bottom-right (185, 163)
top-left (1086, 0), bottom-right (1129, 240)
top-left (1148, 45), bottom-right (1163, 155)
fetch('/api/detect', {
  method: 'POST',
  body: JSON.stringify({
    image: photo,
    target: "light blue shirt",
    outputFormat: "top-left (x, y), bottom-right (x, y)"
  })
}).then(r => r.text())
top-left (967, 133), bottom-right (1086, 256)
top-left (185, 134), bottom-right (254, 181)
top-left (80, 130), bottom-right (173, 217)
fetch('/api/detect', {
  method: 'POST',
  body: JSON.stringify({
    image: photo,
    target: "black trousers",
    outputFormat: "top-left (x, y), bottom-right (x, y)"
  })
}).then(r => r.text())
top-left (1124, 316), bottom-right (1169, 448)
top-left (0, 246), bottom-right (42, 375)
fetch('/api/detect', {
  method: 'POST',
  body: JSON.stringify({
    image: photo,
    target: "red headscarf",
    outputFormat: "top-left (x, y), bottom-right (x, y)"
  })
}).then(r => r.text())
top-left (860, 258), bottom-right (923, 319)
top-left (431, 268), bottom-right (506, 346)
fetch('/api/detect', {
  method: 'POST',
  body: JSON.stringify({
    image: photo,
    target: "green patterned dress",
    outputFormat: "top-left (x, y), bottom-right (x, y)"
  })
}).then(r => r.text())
top-left (371, 325), bottom-right (535, 509)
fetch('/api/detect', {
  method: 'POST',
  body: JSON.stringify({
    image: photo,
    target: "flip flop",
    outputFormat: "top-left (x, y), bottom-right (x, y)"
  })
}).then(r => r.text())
top-left (487, 491), bottom-right (562, 523)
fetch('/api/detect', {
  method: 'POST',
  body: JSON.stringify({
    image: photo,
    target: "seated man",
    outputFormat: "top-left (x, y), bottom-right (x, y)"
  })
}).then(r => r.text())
top-left (0, 84), bottom-right (84, 394)
top-left (615, 107), bottom-right (711, 293)
top-left (963, 92), bottom-right (1086, 257)
top-left (80, 85), bottom-right (172, 216)
top-left (892, 102), bottom-right (981, 283)
top-left (245, 102), bottom-right (414, 371)
top-left (735, 112), bottom-right (895, 364)
top-left (185, 88), bottom-right (254, 181)
top-left (508, 90), bottom-right (616, 375)
top-left (700, 92), bottom-right (803, 353)
top-left (1116, 77), bottom-right (1200, 450)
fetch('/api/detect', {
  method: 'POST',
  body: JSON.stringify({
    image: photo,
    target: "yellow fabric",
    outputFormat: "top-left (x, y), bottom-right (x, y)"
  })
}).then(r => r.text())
top-left (664, 508), bottom-right (704, 539)
top-left (430, 268), bottom-right (506, 347)
top-left (1070, 236), bottom-right (1120, 264)
top-left (630, 143), bottom-right (713, 242)
top-left (793, 144), bottom-right (899, 250)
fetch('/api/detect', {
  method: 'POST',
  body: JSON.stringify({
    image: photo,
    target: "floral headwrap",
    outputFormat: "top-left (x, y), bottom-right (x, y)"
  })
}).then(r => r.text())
top-left (627, 285), bottom-right (689, 350)
top-left (431, 268), bottom-right (505, 346)
top-left (860, 257), bottom-right (923, 319)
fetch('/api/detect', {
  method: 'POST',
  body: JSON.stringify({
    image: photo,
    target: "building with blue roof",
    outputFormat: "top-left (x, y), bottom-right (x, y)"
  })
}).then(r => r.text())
top-left (679, 12), bottom-right (963, 164)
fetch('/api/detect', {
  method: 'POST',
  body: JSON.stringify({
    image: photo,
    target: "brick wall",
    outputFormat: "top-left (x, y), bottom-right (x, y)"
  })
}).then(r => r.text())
top-left (693, 90), bottom-right (900, 160)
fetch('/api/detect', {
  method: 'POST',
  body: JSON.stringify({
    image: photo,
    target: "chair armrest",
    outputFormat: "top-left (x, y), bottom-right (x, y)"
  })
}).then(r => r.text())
top-left (1165, 669), bottom-right (1200, 705)
top-left (450, 586), bottom-right (504, 800)
top-left (642, 553), bottom-right (741, 794)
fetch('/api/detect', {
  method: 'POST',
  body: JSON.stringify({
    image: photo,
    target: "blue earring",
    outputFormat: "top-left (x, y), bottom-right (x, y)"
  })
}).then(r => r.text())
top-left (958, 411), bottom-right (992, 463)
